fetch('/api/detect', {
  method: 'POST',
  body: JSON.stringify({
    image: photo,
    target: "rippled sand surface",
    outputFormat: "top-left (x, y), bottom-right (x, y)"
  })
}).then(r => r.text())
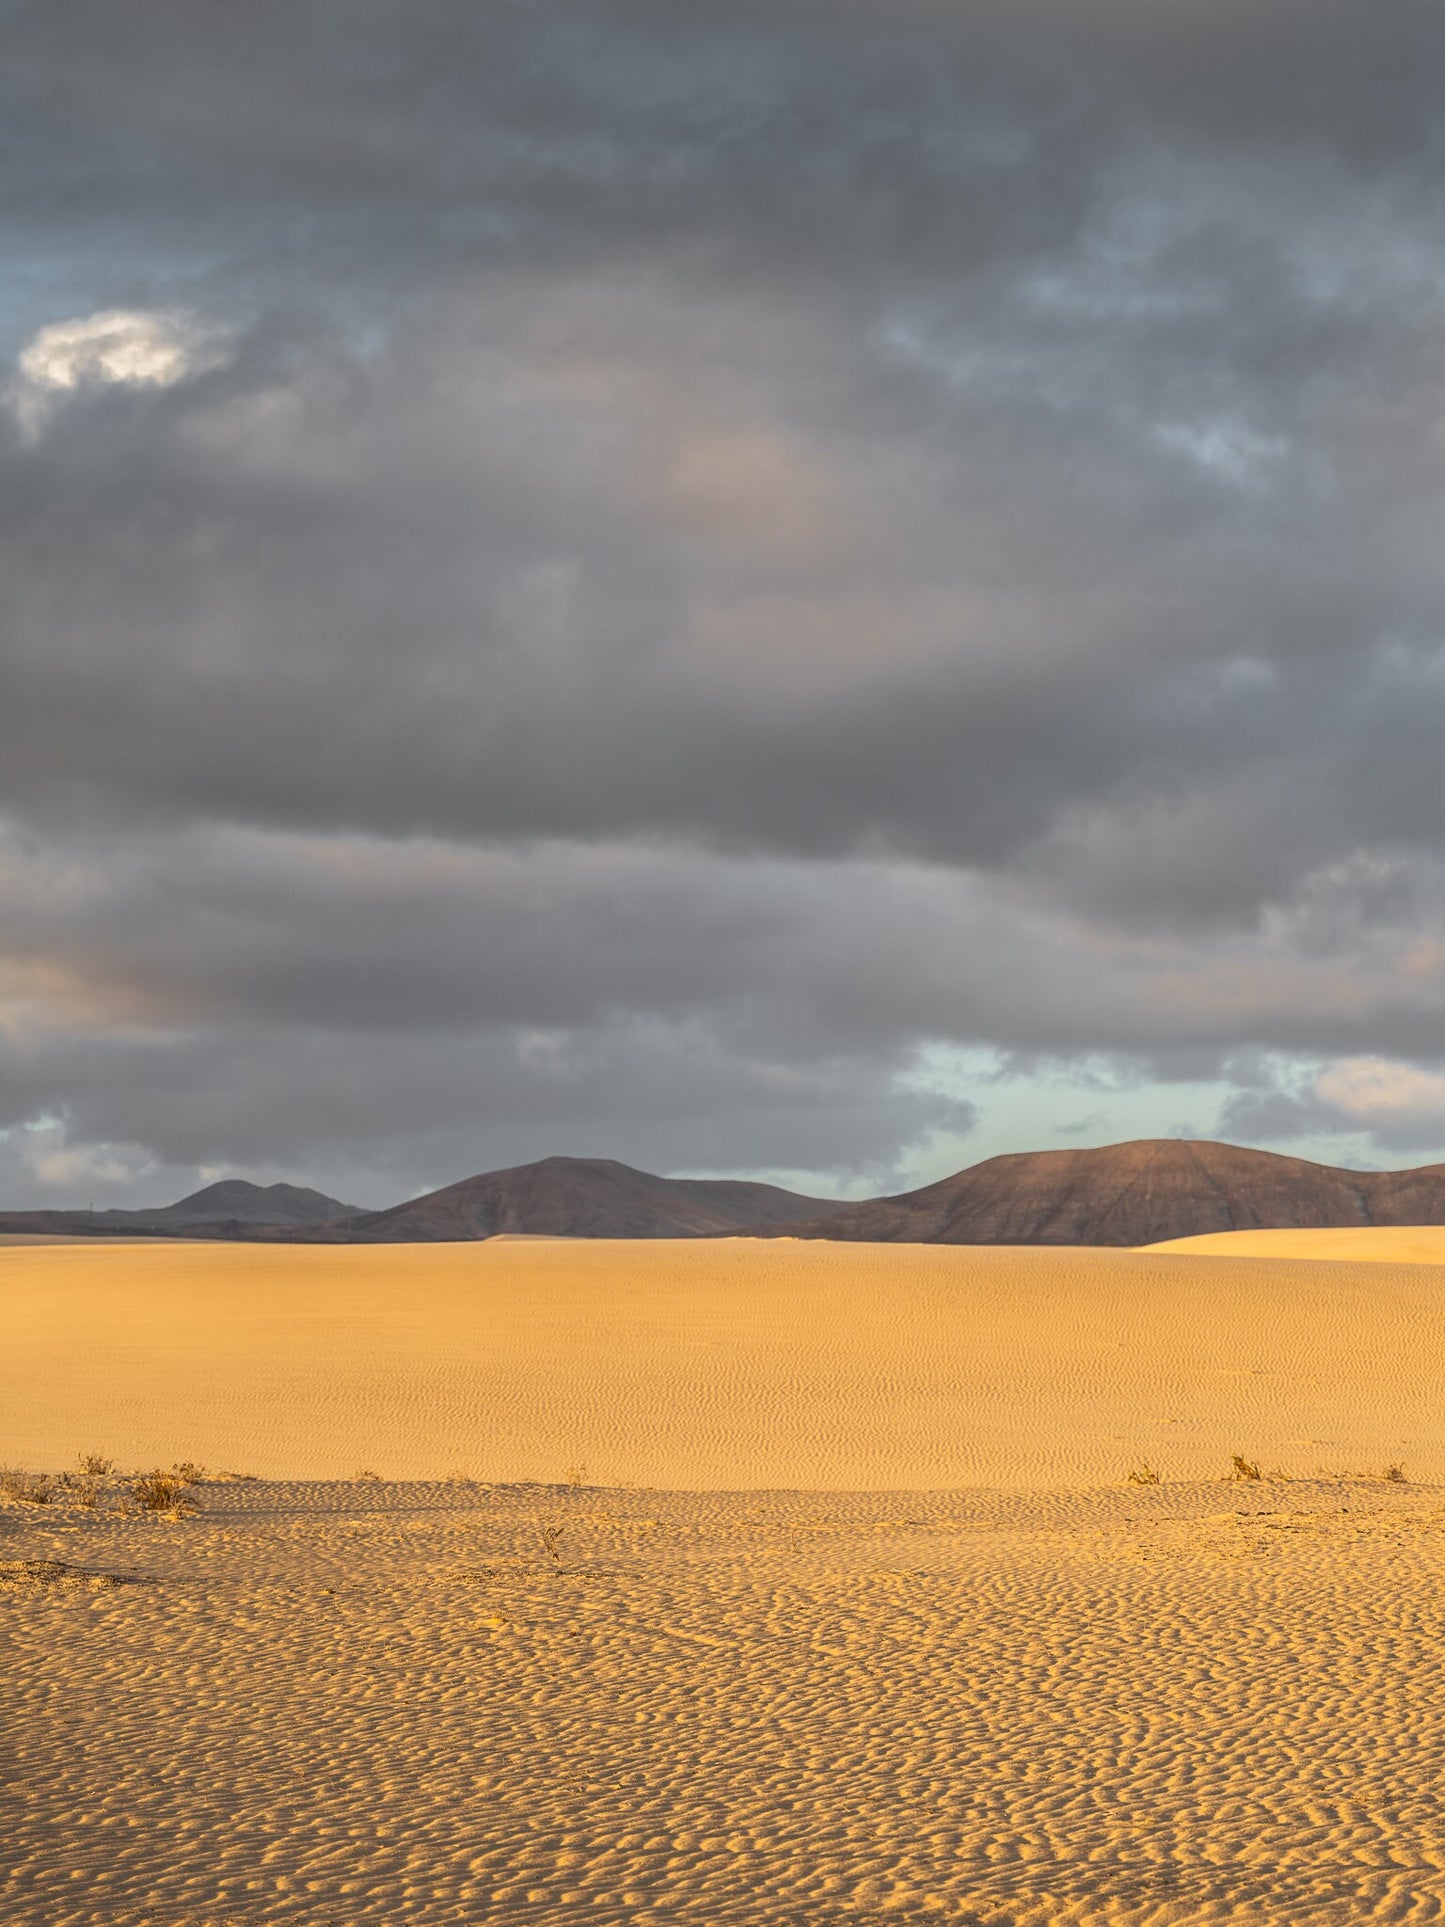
top-left (8, 1474), bottom-right (1445, 1925)
top-left (7, 1237), bottom-right (1445, 1924)
top-left (4, 1236), bottom-right (1444, 1486)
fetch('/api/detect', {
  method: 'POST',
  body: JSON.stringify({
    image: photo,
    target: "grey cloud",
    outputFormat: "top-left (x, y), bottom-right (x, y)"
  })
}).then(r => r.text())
top-left (6, 2), bottom-right (1445, 1199)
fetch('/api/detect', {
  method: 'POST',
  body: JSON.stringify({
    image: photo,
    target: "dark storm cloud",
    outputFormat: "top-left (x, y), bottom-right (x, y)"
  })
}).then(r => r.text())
top-left (6, 1), bottom-right (1445, 1199)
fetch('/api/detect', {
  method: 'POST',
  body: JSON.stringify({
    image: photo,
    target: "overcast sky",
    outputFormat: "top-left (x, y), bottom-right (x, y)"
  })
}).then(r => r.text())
top-left (6, 0), bottom-right (1445, 1208)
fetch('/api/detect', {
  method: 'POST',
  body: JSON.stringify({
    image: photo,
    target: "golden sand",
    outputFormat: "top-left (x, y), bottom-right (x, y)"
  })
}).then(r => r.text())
top-left (4, 1236), bottom-right (1443, 1486)
top-left (1147, 1223), bottom-right (1445, 1263)
top-left (5, 1237), bottom-right (1445, 1923)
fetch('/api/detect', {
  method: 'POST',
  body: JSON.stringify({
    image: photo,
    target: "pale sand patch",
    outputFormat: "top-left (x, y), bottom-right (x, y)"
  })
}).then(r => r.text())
top-left (1147, 1224), bottom-right (1445, 1263)
top-left (2, 1237), bottom-right (1442, 1486)
top-left (6, 1473), bottom-right (1445, 1924)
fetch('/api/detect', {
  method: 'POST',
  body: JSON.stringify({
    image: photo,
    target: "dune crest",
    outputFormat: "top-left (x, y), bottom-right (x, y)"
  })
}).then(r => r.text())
top-left (1147, 1224), bottom-right (1445, 1263)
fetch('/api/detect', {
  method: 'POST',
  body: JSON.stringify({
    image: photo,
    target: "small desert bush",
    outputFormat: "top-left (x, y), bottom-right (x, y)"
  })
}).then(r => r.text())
top-left (130, 1470), bottom-right (194, 1515)
top-left (77, 1452), bottom-right (114, 1476)
top-left (1229, 1454), bottom-right (1262, 1482)
top-left (1126, 1463), bottom-right (1161, 1486)
top-left (170, 1461), bottom-right (206, 1484)
top-left (353, 1468), bottom-right (382, 1483)
top-left (0, 1467), bottom-right (54, 1506)
top-left (1384, 1462), bottom-right (1409, 1483)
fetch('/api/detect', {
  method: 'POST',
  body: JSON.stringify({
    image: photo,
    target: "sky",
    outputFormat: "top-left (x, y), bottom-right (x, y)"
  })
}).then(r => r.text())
top-left (6, 0), bottom-right (1445, 1209)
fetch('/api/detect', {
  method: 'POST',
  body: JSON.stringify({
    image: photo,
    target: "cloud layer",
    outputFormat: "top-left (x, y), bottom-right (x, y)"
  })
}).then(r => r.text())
top-left (5, 1), bottom-right (1445, 1201)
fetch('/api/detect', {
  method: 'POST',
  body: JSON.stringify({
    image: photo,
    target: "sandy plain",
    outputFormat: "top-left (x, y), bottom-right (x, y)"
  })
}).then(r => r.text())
top-left (5, 1234), bottom-right (1445, 1925)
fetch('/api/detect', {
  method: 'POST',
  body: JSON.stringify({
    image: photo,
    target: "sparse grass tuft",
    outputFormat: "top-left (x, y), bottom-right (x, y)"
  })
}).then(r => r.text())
top-left (1385, 1462), bottom-right (1409, 1483)
top-left (353, 1468), bottom-right (382, 1483)
top-left (171, 1461), bottom-right (206, 1484)
top-left (1230, 1454), bottom-right (1262, 1482)
top-left (566, 1462), bottom-right (588, 1490)
top-left (1126, 1463), bottom-right (1161, 1486)
top-left (77, 1452), bottom-right (114, 1476)
top-left (539, 1524), bottom-right (565, 1567)
top-left (129, 1470), bottom-right (194, 1515)
top-left (0, 1467), bottom-right (54, 1506)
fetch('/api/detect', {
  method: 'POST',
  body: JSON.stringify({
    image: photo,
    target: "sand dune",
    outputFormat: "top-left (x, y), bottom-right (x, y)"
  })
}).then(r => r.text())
top-left (1147, 1224), bottom-right (1445, 1263)
top-left (4, 1236), bottom-right (1444, 1486)
top-left (7, 1237), bottom-right (1445, 1924)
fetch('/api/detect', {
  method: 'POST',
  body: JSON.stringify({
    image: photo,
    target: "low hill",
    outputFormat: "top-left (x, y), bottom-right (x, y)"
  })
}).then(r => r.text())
top-left (0, 1179), bottom-right (358, 1240)
top-left (319, 1155), bottom-right (850, 1242)
top-left (757, 1139), bottom-right (1445, 1247)
top-left (132, 1179), bottom-right (360, 1227)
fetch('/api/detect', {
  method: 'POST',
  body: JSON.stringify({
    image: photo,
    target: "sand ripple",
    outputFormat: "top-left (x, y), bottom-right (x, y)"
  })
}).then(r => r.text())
top-left (6, 1477), bottom-right (1445, 1923)
top-left (3, 1238), bottom-right (1443, 1487)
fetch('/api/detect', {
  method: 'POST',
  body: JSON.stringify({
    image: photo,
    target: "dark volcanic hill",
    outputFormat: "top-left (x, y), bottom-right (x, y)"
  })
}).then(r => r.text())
top-left (134, 1179), bottom-right (361, 1227)
top-left (758, 1139), bottom-right (1445, 1247)
top-left (10, 1140), bottom-right (1445, 1248)
top-left (0, 1179), bottom-right (358, 1239)
top-left (319, 1156), bottom-right (851, 1242)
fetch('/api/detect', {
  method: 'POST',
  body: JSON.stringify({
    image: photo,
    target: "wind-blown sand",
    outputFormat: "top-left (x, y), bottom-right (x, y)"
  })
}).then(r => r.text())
top-left (1148, 1224), bottom-right (1445, 1264)
top-left (6, 1236), bottom-right (1445, 1924)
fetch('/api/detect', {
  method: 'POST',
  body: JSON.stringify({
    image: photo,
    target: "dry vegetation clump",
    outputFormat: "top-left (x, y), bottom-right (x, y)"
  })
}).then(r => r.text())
top-left (77, 1452), bottom-right (115, 1476)
top-left (1384, 1462), bottom-right (1409, 1483)
top-left (1126, 1463), bottom-right (1161, 1486)
top-left (129, 1470), bottom-right (195, 1516)
top-left (0, 1467), bottom-right (55, 1506)
top-left (170, 1460), bottom-right (206, 1484)
top-left (538, 1524), bottom-right (565, 1567)
top-left (1230, 1454), bottom-right (1263, 1482)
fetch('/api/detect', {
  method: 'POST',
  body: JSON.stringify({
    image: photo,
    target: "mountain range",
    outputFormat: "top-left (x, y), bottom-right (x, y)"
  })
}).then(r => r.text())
top-left (8, 1139), bottom-right (1445, 1247)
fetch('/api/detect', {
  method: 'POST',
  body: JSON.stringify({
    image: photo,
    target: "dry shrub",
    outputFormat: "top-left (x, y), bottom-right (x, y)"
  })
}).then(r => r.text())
top-left (1230, 1454), bottom-right (1262, 1482)
top-left (1126, 1463), bottom-right (1161, 1486)
top-left (171, 1460), bottom-right (206, 1484)
top-left (1384, 1462), bottom-right (1409, 1483)
top-left (77, 1452), bottom-right (115, 1476)
top-left (0, 1468), bottom-right (54, 1506)
top-left (130, 1470), bottom-right (194, 1515)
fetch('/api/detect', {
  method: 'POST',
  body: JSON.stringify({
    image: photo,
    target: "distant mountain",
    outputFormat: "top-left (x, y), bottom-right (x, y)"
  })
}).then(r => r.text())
top-left (0, 1178), bottom-right (358, 1239)
top-left (130, 1179), bottom-right (362, 1227)
top-left (756, 1139), bottom-right (1445, 1246)
top-left (314, 1155), bottom-right (851, 1242)
top-left (10, 1141), bottom-right (1445, 1249)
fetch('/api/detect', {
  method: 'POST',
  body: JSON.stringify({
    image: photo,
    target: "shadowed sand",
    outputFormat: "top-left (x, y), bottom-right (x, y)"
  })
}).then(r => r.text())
top-left (6, 1237), bottom-right (1445, 1924)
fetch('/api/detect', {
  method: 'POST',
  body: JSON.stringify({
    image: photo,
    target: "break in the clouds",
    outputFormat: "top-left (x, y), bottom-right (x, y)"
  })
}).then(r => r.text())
top-left (5, 0), bottom-right (1445, 1205)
